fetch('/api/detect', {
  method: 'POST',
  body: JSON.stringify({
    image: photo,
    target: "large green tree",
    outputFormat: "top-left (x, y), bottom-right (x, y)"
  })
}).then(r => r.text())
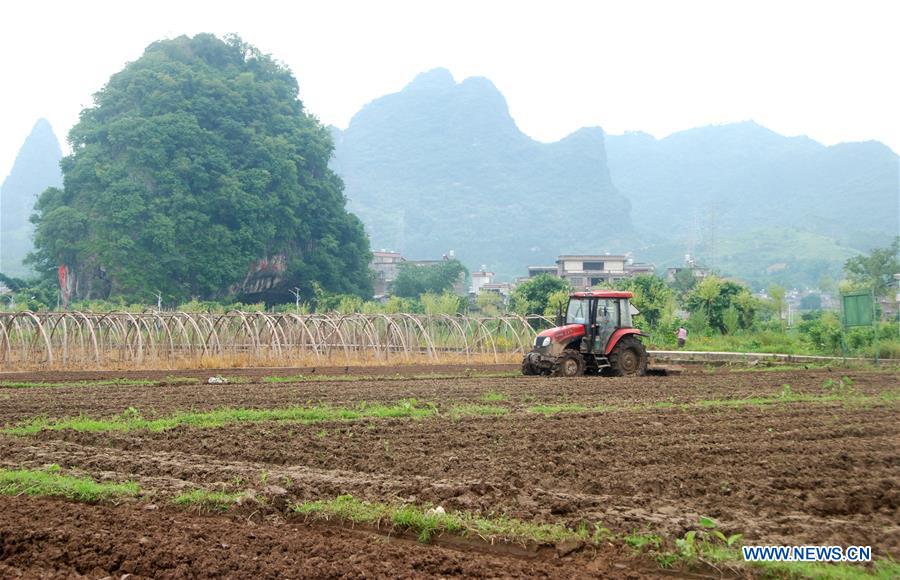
top-left (685, 276), bottom-right (756, 333)
top-left (391, 259), bottom-right (467, 299)
top-left (510, 274), bottom-right (570, 316)
top-left (614, 274), bottom-right (674, 328)
top-left (30, 34), bottom-right (371, 303)
top-left (843, 238), bottom-right (899, 298)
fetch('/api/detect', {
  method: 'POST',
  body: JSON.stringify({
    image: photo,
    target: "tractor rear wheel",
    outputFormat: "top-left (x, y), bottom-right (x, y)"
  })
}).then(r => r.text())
top-left (550, 350), bottom-right (585, 377)
top-left (606, 336), bottom-right (648, 376)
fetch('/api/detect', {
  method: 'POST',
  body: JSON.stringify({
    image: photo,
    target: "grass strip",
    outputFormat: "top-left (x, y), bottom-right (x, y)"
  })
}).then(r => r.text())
top-left (527, 403), bottom-right (589, 415)
top-left (294, 496), bottom-right (898, 577)
top-left (0, 466), bottom-right (139, 501)
top-left (293, 494), bottom-right (598, 544)
top-left (693, 385), bottom-right (899, 410)
top-left (0, 377), bottom-right (198, 389)
top-left (7, 385), bottom-right (896, 436)
top-left (173, 489), bottom-right (244, 511)
top-left (480, 391), bottom-right (508, 402)
top-left (5, 399), bottom-right (438, 435)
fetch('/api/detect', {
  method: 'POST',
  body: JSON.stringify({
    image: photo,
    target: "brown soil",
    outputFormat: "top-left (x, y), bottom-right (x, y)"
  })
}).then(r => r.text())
top-left (0, 368), bottom-right (890, 424)
top-left (0, 368), bottom-right (897, 577)
top-left (0, 363), bottom-right (519, 384)
top-left (0, 496), bottom-right (652, 578)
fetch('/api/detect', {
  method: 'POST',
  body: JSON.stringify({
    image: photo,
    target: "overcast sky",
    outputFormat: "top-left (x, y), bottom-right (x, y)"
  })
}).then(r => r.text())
top-left (2, 0), bottom-right (898, 179)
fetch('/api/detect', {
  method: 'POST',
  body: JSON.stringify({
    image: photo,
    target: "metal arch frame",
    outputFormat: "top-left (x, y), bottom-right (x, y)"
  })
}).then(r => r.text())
top-left (0, 312), bottom-right (546, 368)
top-left (11, 311), bottom-right (55, 364)
top-left (376, 313), bottom-right (411, 360)
top-left (73, 311), bottom-right (101, 364)
top-left (283, 313), bottom-right (324, 361)
top-left (397, 313), bottom-right (438, 360)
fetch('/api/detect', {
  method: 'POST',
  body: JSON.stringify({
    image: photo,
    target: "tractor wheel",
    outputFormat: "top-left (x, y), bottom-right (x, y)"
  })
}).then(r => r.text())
top-left (606, 336), bottom-right (648, 376)
top-left (550, 350), bottom-right (585, 377)
top-left (521, 357), bottom-right (539, 376)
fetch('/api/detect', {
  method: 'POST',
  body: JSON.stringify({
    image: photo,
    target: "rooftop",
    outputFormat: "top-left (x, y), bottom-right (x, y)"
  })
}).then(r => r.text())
top-left (570, 290), bottom-right (634, 299)
top-left (557, 254), bottom-right (628, 261)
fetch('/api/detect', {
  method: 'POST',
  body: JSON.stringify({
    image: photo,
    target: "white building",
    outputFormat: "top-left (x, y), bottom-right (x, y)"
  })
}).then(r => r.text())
top-left (470, 266), bottom-right (495, 294)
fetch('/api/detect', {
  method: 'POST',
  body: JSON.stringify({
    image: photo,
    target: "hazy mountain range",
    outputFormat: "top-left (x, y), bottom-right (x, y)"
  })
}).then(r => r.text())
top-left (605, 123), bottom-right (898, 285)
top-left (0, 119), bottom-right (62, 278)
top-left (333, 68), bottom-right (899, 287)
top-left (330, 68), bottom-right (633, 278)
top-left (1, 71), bottom-right (897, 290)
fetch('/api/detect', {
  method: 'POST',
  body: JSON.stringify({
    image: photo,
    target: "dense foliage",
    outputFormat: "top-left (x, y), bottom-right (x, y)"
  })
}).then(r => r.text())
top-left (684, 277), bottom-right (758, 333)
top-left (391, 259), bottom-right (467, 299)
top-left (509, 274), bottom-right (570, 316)
top-left (613, 275), bottom-right (675, 328)
top-left (843, 237), bottom-right (899, 298)
top-left (29, 34), bottom-right (371, 303)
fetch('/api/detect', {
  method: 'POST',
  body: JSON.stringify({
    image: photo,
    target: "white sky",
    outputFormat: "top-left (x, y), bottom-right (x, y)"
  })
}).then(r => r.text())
top-left (2, 0), bottom-right (898, 179)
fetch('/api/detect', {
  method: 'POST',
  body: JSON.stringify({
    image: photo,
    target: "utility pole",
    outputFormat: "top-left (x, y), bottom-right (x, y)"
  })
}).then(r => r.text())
top-left (289, 287), bottom-right (301, 312)
top-left (155, 290), bottom-right (162, 311)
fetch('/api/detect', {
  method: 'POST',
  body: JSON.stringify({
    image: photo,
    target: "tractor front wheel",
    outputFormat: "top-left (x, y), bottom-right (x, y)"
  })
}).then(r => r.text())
top-left (522, 356), bottom-right (539, 376)
top-left (606, 336), bottom-right (648, 376)
top-left (550, 350), bottom-right (585, 377)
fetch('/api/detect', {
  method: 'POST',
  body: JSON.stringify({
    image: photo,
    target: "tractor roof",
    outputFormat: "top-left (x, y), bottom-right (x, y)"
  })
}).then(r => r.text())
top-left (570, 290), bottom-right (633, 299)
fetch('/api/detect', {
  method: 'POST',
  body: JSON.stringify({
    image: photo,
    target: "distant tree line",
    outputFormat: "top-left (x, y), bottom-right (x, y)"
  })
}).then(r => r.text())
top-left (500, 239), bottom-right (898, 358)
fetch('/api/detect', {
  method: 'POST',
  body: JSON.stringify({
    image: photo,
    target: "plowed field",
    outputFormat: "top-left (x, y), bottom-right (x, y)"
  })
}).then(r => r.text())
top-left (0, 366), bottom-right (897, 578)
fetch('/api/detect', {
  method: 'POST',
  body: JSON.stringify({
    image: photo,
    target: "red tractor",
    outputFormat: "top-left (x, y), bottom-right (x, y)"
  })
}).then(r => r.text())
top-left (522, 291), bottom-right (648, 377)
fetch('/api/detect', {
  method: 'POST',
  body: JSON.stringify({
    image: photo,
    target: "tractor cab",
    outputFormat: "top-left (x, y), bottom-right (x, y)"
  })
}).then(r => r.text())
top-left (564, 291), bottom-right (636, 353)
top-left (523, 291), bottom-right (648, 377)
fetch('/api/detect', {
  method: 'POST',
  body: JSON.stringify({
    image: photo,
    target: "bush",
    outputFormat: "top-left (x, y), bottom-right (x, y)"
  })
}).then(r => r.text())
top-left (797, 311), bottom-right (842, 354)
top-left (614, 275), bottom-right (675, 328)
top-left (392, 260), bottom-right (467, 299)
top-left (475, 292), bottom-right (504, 316)
top-left (420, 291), bottom-right (464, 315)
top-left (509, 275), bottom-right (570, 316)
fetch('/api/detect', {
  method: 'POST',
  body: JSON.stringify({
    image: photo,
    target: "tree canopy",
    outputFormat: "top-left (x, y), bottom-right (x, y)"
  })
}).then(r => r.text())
top-left (510, 274), bottom-right (570, 316)
top-left (843, 238), bottom-right (899, 298)
top-left (685, 276), bottom-right (757, 333)
top-left (614, 274), bottom-right (674, 328)
top-left (391, 259), bottom-right (467, 298)
top-left (30, 34), bottom-right (371, 303)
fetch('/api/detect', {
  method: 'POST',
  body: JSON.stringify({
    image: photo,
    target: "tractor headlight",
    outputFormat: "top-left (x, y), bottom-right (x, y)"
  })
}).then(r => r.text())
top-left (535, 336), bottom-right (551, 348)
